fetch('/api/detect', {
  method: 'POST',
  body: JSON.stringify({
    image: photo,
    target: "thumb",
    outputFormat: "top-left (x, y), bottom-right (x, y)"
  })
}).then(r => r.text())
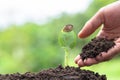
top-left (78, 8), bottom-right (104, 38)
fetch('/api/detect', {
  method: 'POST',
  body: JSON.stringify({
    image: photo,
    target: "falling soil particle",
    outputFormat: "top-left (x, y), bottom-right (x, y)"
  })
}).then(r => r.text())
top-left (80, 37), bottom-right (115, 60)
top-left (0, 65), bottom-right (106, 80)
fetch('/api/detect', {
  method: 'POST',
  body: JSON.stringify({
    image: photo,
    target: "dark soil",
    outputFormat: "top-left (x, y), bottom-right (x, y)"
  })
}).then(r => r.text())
top-left (0, 65), bottom-right (106, 80)
top-left (80, 37), bottom-right (115, 60)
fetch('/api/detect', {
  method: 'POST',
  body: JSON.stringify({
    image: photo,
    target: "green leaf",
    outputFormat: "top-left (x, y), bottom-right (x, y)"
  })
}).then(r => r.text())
top-left (58, 30), bottom-right (77, 49)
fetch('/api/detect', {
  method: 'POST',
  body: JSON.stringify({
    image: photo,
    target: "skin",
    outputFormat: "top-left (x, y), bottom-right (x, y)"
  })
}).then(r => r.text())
top-left (74, 1), bottom-right (120, 67)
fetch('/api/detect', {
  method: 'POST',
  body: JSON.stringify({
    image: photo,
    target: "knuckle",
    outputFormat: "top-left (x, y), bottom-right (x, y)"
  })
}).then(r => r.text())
top-left (99, 7), bottom-right (105, 12)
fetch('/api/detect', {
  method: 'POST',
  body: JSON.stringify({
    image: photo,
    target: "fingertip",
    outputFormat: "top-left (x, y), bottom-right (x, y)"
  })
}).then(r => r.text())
top-left (78, 31), bottom-right (87, 38)
top-left (84, 59), bottom-right (92, 66)
top-left (74, 55), bottom-right (80, 64)
top-left (77, 59), bottom-right (85, 67)
top-left (78, 31), bottom-right (83, 38)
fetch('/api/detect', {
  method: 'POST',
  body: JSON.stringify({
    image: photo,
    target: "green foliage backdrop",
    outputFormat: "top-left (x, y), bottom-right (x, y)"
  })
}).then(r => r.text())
top-left (0, 0), bottom-right (120, 80)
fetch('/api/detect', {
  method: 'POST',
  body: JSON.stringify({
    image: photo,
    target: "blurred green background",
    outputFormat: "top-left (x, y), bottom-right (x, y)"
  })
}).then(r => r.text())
top-left (0, 0), bottom-right (120, 80)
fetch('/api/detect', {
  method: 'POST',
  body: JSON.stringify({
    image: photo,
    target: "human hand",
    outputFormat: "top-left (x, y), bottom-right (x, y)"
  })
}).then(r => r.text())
top-left (75, 1), bottom-right (120, 67)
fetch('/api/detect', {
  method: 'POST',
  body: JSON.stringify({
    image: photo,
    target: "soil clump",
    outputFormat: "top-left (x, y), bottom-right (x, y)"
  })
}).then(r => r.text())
top-left (80, 37), bottom-right (115, 60)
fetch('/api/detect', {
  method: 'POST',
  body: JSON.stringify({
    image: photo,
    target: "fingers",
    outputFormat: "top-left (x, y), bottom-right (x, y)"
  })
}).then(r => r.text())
top-left (74, 55), bottom-right (85, 67)
top-left (74, 55), bottom-right (81, 64)
top-left (78, 8), bottom-right (104, 38)
top-left (74, 55), bottom-right (98, 67)
top-left (77, 59), bottom-right (85, 67)
top-left (74, 43), bottom-right (120, 67)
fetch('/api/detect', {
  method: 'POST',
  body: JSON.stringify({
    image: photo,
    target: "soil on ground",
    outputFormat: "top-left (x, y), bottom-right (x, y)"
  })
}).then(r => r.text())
top-left (0, 65), bottom-right (106, 80)
top-left (80, 37), bottom-right (115, 60)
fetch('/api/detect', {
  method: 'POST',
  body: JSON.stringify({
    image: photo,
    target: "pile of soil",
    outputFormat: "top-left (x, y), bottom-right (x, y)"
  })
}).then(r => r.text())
top-left (80, 37), bottom-right (115, 60)
top-left (0, 65), bottom-right (106, 80)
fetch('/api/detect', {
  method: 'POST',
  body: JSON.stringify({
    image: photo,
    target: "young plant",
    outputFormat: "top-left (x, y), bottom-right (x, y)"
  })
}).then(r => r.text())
top-left (58, 24), bottom-right (77, 66)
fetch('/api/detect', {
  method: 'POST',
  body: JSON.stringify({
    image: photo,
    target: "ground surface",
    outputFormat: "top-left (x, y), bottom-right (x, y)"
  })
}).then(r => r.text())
top-left (0, 65), bottom-right (106, 80)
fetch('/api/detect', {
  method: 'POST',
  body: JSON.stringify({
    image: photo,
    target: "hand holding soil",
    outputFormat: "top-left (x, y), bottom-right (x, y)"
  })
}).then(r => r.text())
top-left (75, 1), bottom-right (120, 67)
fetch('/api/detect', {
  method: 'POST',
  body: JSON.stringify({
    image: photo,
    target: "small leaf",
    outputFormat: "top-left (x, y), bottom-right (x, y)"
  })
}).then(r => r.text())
top-left (58, 24), bottom-right (77, 49)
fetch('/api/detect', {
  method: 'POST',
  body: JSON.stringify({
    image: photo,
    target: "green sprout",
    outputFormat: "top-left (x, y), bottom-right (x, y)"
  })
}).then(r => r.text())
top-left (58, 24), bottom-right (77, 66)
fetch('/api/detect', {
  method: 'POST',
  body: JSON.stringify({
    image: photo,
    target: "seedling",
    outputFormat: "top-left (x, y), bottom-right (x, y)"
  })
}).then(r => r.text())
top-left (58, 24), bottom-right (77, 66)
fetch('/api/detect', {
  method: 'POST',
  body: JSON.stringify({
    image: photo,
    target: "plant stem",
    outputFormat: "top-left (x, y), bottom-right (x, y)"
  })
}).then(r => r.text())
top-left (64, 48), bottom-right (69, 66)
